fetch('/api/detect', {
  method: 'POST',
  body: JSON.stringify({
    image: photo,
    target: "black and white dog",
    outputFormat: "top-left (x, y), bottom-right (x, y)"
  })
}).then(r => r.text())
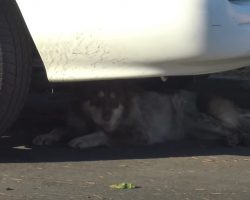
top-left (33, 84), bottom-right (250, 148)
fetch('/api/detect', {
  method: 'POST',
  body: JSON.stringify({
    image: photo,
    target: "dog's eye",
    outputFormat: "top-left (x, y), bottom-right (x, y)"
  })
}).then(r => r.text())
top-left (89, 97), bottom-right (102, 107)
top-left (98, 91), bottom-right (105, 98)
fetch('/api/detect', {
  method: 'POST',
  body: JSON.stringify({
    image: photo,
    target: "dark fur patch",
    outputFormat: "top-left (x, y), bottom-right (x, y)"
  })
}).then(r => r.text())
top-left (196, 93), bottom-right (215, 115)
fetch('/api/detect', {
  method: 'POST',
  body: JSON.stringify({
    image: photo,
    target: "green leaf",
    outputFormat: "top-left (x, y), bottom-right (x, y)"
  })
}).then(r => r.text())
top-left (110, 183), bottom-right (137, 189)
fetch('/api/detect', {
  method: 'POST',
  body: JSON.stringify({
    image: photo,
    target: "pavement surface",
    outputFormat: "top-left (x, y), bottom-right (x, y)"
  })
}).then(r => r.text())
top-left (0, 134), bottom-right (250, 200)
top-left (0, 79), bottom-right (250, 200)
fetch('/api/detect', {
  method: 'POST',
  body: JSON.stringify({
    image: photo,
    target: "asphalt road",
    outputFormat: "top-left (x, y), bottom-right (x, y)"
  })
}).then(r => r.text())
top-left (0, 79), bottom-right (250, 200)
top-left (0, 133), bottom-right (250, 200)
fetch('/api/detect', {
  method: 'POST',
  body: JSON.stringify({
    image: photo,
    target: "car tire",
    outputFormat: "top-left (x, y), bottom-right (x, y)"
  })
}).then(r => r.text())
top-left (0, 0), bottom-right (33, 135)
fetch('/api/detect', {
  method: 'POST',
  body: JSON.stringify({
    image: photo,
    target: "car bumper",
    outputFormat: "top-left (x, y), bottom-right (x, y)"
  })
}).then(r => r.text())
top-left (17, 0), bottom-right (250, 81)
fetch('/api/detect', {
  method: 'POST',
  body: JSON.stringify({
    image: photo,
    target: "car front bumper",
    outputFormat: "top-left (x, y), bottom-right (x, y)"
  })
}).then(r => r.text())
top-left (17, 0), bottom-right (250, 81)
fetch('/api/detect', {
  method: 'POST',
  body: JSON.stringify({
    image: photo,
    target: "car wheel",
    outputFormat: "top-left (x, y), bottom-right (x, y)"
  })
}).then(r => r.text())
top-left (0, 0), bottom-right (33, 134)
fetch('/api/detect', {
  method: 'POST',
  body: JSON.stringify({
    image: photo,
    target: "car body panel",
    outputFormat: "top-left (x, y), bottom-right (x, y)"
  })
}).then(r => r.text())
top-left (16, 0), bottom-right (250, 81)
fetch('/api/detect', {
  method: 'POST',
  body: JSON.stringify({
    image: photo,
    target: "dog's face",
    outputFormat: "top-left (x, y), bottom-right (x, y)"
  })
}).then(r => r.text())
top-left (82, 90), bottom-right (124, 132)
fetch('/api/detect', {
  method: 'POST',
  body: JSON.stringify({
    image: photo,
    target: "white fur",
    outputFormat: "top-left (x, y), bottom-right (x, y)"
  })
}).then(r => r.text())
top-left (208, 97), bottom-right (240, 128)
top-left (68, 131), bottom-right (109, 148)
top-left (126, 91), bottom-right (193, 144)
top-left (32, 129), bottom-right (63, 145)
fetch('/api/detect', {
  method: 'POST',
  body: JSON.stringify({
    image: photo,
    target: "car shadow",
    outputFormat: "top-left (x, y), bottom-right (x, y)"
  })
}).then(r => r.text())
top-left (1, 80), bottom-right (250, 164)
top-left (1, 128), bottom-right (250, 164)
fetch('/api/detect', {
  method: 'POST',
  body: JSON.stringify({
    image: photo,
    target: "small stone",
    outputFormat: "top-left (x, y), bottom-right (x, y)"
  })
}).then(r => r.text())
top-left (6, 187), bottom-right (14, 191)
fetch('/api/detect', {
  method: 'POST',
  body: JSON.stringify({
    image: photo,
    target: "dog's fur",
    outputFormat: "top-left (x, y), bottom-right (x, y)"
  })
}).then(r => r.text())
top-left (32, 86), bottom-right (250, 148)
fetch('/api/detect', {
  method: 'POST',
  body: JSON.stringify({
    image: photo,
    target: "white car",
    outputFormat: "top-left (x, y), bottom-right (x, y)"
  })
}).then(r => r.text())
top-left (0, 0), bottom-right (250, 133)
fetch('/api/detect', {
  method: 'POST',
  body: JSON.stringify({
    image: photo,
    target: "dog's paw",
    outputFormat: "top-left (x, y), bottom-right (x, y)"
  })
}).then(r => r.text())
top-left (68, 132), bottom-right (109, 149)
top-left (68, 136), bottom-right (95, 149)
top-left (32, 133), bottom-right (61, 146)
top-left (225, 133), bottom-right (240, 147)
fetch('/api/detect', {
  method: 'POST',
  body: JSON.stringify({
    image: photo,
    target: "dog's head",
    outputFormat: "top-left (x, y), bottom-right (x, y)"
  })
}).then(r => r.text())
top-left (82, 89), bottom-right (125, 132)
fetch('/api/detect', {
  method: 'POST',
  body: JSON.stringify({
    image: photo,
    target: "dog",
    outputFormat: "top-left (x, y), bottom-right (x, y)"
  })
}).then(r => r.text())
top-left (32, 85), bottom-right (250, 148)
